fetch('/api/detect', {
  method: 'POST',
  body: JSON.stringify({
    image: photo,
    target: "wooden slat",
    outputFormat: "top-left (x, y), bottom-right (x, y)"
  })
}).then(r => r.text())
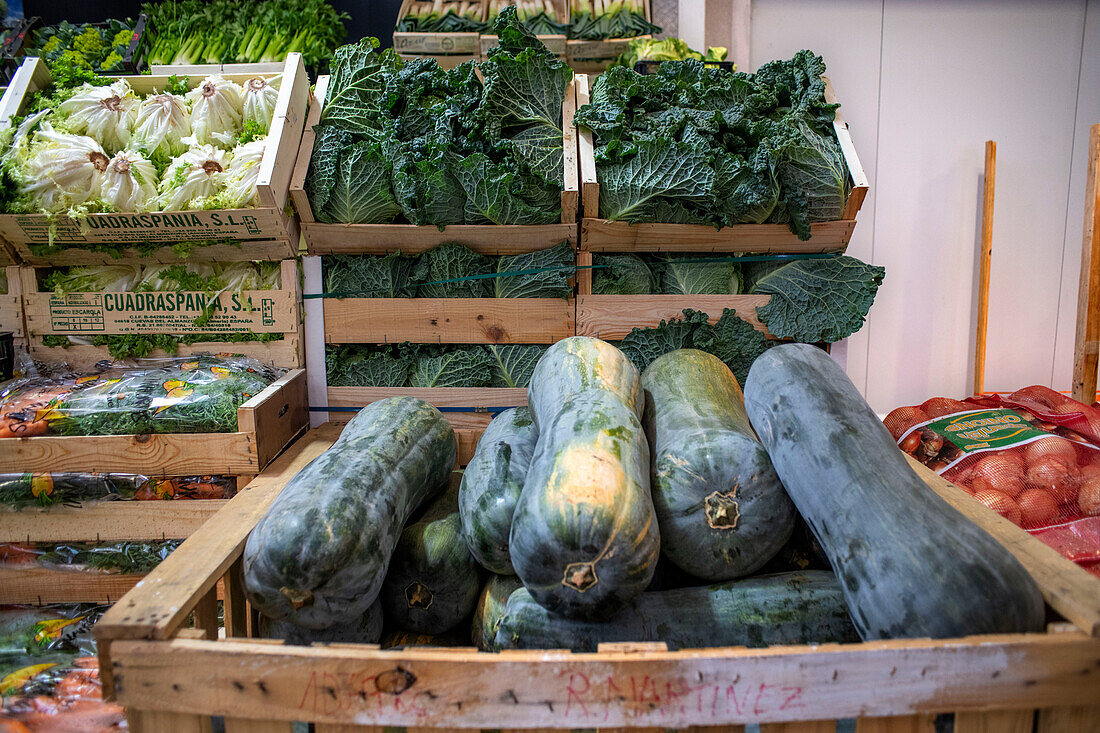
top-left (322, 298), bottom-right (576, 344)
top-left (255, 53), bottom-right (309, 212)
top-left (0, 500), bottom-right (228, 543)
top-left (28, 339), bottom-right (302, 371)
top-left (0, 566), bottom-right (145, 604)
top-left (289, 75), bottom-right (330, 224)
top-left (0, 432), bottom-right (259, 475)
top-left (94, 424), bottom-right (342, 645)
top-left (577, 294), bottom-right (770, 339)
top-left (237, 368), bottom-right (310, 469)
top-left (303, 222), bottom-right (577, 254)
top-left (13, 239), bottom-right (297, 268)
top-left (576, 74), bottom-right (599, 218)
top-left (224, 719), bottom-right (294, 733)
top-left (855, 715), bottom-right (935, 733)
top-left (823, 76), bottom-right (869, 221)
top-left (106, 631), bottom-right (1100, 728)
top-left (194, 587), bottom-right (219, 641)
top-left (392, 31), bottom-right (481, 54)
top-left (327, 386), bottom-right (527, 411)
top-left (127, 709), bottom-right (213, 733)
top-left (955, 710), bottom-right (1034, 733)
top-left (561, 76), bottom-right (580, 224)
top-left (223, 556), bottom-right (249, 638)
top-left (1037, 705), bottom-right (1100, 733)
top-left (1073, 123), bottom-right (1100, 403)
top-left (581, 219), bottom-right (855, 253)
top-left (908, 457), bottom-right (1100, 637)
top-left (974, 140), bottom-right (997, 395)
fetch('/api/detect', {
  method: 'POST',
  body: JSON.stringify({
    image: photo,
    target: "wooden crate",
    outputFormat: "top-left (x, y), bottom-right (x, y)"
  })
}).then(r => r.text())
top-left (0, 565), bottom-right (225, 605)
top-left (0, 54), bottom-right (311, 264)
top-left (0, 368), bottom-right (309, 482)
top-left (393, 0), bottom-right (483, 66)
top-left (565, 0), bottom-right (652, 73)
top-left (289, 75), bottom-right (580, 254)
top-left (149, 62), bottom-right (284, 75)
top-left (19, 259), bottom-right (303, 370)
top-left (0, 265), bottom-right (25, 342)
top-left (479, 0), bottom-right (569, 58)
top-left (576, 75), bottom-right (870, 253)
top-left (93, 423), bottom-right (1100, 731)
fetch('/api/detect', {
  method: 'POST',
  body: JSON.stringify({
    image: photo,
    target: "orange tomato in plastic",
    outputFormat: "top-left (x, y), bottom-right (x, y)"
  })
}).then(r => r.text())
top-left (970, 454), bottom-right (1025, 497)
top-left (1016, 489), bottom-right (1060, 527)
top-left (1024, 436), bottom-right (1078, 466)
top-left (1078, 476), bottom-right (1100, 516)
top-left (973, 489), bottom-right (1022, 525)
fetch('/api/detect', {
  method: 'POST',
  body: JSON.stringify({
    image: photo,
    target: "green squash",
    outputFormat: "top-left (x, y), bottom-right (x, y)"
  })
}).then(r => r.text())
top-left (641, 349), bottom-right (795, 580)
top-left (259, 600), bottom-right (382, 645)
top-left (471, 574), bottom-right (524, 651)
top-left (743, 343), bottom-right (1045, 639)
top-left (243, 397), bottom-right (456, 629)
top-left (495, 571), bottom-right (858, 651)
top-left (459, 407), bottom-right (538, 575)
top-left (511, 337), bottom-right (660, 620)
top-left (380, 480), bottom-right (482, 635)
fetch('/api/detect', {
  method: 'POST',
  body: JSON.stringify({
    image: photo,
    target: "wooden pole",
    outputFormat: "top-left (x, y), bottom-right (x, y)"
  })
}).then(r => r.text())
top-left (1072, 124), bottom-right (1100, 404)
top-left (974, 140), bottom-right (996, 396)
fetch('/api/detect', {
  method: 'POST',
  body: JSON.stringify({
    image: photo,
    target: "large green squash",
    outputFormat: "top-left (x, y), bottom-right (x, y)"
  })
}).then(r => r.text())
top-left (380, 480), bottom-right (482, 634)
top-left (511, 337), bottom-right (660, 619)
top-left (743, 343), bottom-right (1045, 639)
top-left (259, 600), bottom-right (382, 645)
top-left (495, 570), bottom-right (858, 651)
top-left (641, 349), bottom-right (795, 580)
top-left (471, 574), bottom-right (524, 651)
top-left (459, 407), bottom-right (538, 575)
top-left (243, 397), bottom-right (456, 629)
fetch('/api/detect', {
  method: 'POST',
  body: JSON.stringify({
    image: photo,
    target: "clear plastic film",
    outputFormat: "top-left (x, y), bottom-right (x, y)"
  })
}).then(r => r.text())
top-left (885, 389), bottom-right (1100, 577)
top-left (0, 355), bottom-right (281, 437)
top-left (0, 472), bottom-right (235, 508)
top-left (0, 540), bottom-right (182, 575)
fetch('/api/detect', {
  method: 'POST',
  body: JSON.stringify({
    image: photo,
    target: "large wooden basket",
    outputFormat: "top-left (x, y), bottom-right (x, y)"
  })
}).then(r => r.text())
top-left (93, 423), bottom-right (1100, 732)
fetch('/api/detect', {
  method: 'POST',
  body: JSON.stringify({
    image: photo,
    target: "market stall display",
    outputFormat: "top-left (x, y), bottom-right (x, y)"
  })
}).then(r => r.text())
top-left (481, 0), bottom-right (570, 58)
top-left (89, 338), bottom-right (1100, 730)
top-left (22, 16), bottom-right (148, 75)
top-left (0, 54), bottom-right (310, 264)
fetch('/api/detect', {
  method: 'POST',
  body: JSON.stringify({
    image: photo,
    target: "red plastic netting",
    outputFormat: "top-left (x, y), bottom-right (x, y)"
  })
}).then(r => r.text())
top-left (885, 388), bottom-right (1100, 567)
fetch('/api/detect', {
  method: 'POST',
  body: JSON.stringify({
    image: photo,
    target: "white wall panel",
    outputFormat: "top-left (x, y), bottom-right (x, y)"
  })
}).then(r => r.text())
top-left (748, 0), bottom-right (1096, 412)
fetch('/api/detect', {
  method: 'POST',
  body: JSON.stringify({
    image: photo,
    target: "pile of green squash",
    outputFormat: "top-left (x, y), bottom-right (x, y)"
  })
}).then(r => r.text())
top-left (242, 338), bottom-right (1045, 650)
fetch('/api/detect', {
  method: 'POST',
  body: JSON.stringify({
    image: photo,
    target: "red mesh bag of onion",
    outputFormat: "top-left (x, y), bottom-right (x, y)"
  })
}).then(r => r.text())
top-left (884, 388), bottom-right (1100, 577)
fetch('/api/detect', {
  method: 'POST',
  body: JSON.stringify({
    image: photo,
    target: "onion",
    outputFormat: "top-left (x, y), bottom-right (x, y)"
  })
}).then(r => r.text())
top-left (1078, 477), bottom-right (1100, 516)
top-left (969, 454), bottom-right (1025, 497)
top-left (1026, 456), bottom-right (1080, 504)
top-left (883, 406), bottom-right (929, 440)
top-left (899, 431), bottom-right (921, 455)
top-left (919, 397), bottom-right (971, 418)
top-left (1016, 489), bottom-right (1059, 527)
top-left (973, 490), bottom-right (1022, 525)
top-left (1024, 437), bottom-right (1078, 466)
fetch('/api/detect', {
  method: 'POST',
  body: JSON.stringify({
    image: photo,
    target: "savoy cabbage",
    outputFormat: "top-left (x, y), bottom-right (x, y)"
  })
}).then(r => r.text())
top-left (574, 50), bottom-right (851, 240)
top-left (306, 9), bottom-right (569, 229)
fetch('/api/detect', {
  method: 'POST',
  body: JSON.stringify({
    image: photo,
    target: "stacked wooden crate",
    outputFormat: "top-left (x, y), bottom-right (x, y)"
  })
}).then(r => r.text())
top-left (291, 73), bottom-right (581, 453)
top-left (0, 55), bottom-right (313, 605)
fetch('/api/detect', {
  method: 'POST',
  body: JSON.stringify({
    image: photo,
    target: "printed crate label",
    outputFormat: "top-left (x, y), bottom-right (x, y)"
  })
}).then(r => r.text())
top-left (39, 291), bottom-right (292, 335)
top-left (0, 209), bottom-right (283, 244)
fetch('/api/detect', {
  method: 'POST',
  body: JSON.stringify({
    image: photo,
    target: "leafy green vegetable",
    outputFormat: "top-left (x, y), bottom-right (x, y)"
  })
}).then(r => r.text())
top-left (568, 0), bottom-right (661, 40)
top-left (611, 37), bottom-right (728, 69)
top-left (487, 344), bottom-right (547, 387)
top-left (25, 18), bottom-right (139, 73)
top-left (654, 255), bottom-right (740, 294)
top-left (415, 242), bottom-right (493, 298)
top-left (37, 541), bottom-right (181, 574)
top-left (326, 344), bottom-right (412, 387)
top-left (494, 241), bottom-right (574, 298)
top-left (411, 347), bottom-right (494, 387)
top-left (323, 252), bottom-right (420, 298)
top-left (750, 255), bottom-right (884, 343)
top-left (574, 51), bottom-right (851, 239)
top-left (591, 254), bottom-right (655, 294)
top-left (305, 9), bottom-right (567, 228)
top-left (617, 308), bottom-right (772, 386)
top-left (318, 142), bottom-right (401, 224)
